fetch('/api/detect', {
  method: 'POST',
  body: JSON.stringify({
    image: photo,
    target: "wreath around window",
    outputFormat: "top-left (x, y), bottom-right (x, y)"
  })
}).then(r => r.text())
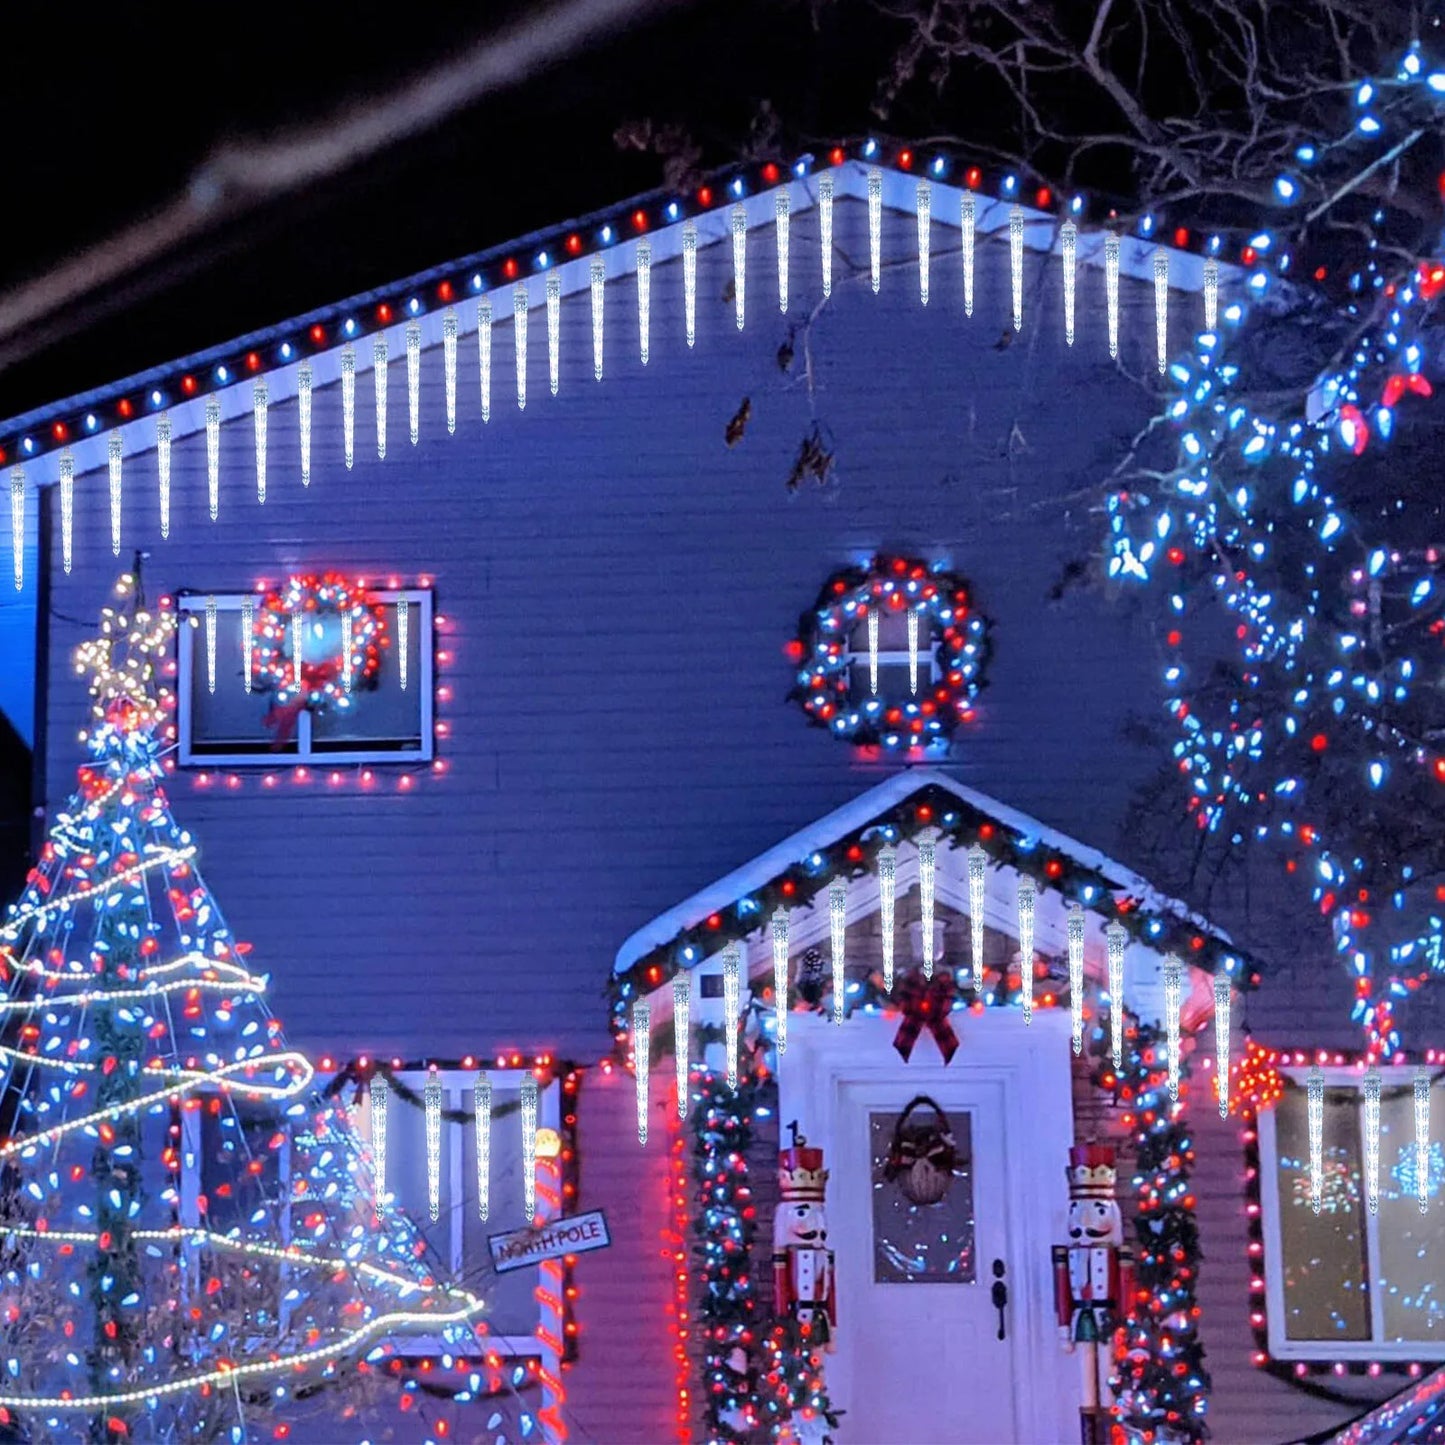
top-left (787, 555), bottom-right (991, 751)
top-left (253, 572), bottom-right (387, 713)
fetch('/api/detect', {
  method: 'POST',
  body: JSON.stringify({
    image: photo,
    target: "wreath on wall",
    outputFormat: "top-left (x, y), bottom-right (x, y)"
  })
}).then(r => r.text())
top-left (787, 555), bottom-right (990, 751)
top-left (253, 572), bottom-right (386, 714)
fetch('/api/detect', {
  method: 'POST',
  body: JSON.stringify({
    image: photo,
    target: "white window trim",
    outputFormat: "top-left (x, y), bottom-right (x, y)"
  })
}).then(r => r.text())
top-left (1258, 1066), bottom-right (1445, 1361)
top-left (175, 589), bottom-right (434, 766)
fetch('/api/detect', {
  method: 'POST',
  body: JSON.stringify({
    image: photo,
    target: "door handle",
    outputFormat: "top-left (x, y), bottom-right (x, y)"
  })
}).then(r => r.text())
top-left (990, 1257), bottom-right (1008, 1341)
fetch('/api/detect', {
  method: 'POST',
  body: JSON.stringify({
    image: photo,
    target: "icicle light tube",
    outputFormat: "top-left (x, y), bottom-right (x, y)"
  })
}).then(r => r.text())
top-left (370, 1074), bottom-right (389, 1199)
top-left (478, 298), bottom-right (493, 422)
top-left (297, 363), bottom-right (313, 483)
top-left (1153, 250), bottom-right (1169, 373)
top-left (1105, 234), bottom-right (1121, 359)
top-left (916, 179), bottom-right (931, 305)
top-left (961, 192), bottom-right (976, 317)
top-left (341, 611), bottom-right (353, 694)
top-left (1163, 953), bottom-right (1183, 1100)
top-left (291, 611), bottom-right (304, 694)
top-left (771, 907), bottom-right (789, 1054)
top-left (1364, 1066), bottom-right (1382, 1215)
top-left (868, 607), bottom-right (880, 695)
top-left (241, 597), bottom-right (254, 693)
top-left (546, 273), bottom-right (561, 396)
top-left (425, 1067), bottom-right (442, 1221)
top-left (8, 470), bottom-right (21, 591)
top-left (682, 224), bottom-right (697, 349)
top-left (776, 190), bottom-right (790, 312)
top-left (731, 204), bottom-right (747, 330)
top-left (907, 609), bottom-right (920, 695)
top-left (591, 256), bottom-right (606, 379)
top-left (253, 379), bottom-right (268, 503)
top-left (918, 832), bottom-right (937, 981)
top-left (633, 998), bottom-right (650, 1144)
top-left (1061, 220), bottom-right (1077, 346)
top-left (204, 596), bottom-right (217, 694)
top-left (340, 344), bottom-right (356, 470)
top-left (673, 972), bottom-right (690, 1116)
top-left (1009, 205), bottom-right (1024, 331)
top-left (1106, 923), bottom-right (1127, 1068)
top-left (1204, 256), bottom-right (1220, 332)
top-left (819, 173), bottom-right (834, 298)
top-left (373, 335), bottom-right (388, 460)
top-left (1067, 904), bottom-right (1085, 1055)
top-left (397, 600), bottom-right (409, 691)
top-left (1416, 1069), bottom-right (1431, 1215)
top-left (967, 844), bottom-right (986, 993)
top-left (829, 878), bottom-right (847, 1025)
top-left (1307, 1066), bottom-right (1324, 1215)
top-left (406, 321), bottom-right (422, 444)
top-left (59, 450), bottom-right (74, 573)
top-left (867, 168), bottom-right (882, 293)
top-left (474, 1072), bottom-right (491, 1220)
top-left (1017, 874), bottom-right (1036, 1023)
top-left (636, 241), bottom-right (652, 364)
top-left (723, 940), bottom-right (741, 1086)
top-left (513, 283), bottom-right (529, 410)
top-left (521, 1075), bottom-right (539, 1220)
top-left (1214, 975), bottom-right (1231, 1119)
top-left (878, 845), bottom-right (897, 991)
top-left (442, 311), bottom-right (458, 434)
top-left (107, 434), bottom-right (122, 556)
top-left (156, 415), bottom-right (172, 536)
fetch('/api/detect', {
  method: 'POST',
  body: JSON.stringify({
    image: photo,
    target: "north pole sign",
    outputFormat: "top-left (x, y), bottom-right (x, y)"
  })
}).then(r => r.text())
top-left (488, 1210), bottom-right (611, 1274)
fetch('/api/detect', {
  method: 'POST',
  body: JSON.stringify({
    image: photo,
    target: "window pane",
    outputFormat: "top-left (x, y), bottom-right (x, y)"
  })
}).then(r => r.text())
top-left (1274, 1082), bottom-right (1371, 1342)
top-left (310, 599), bottom-right (424, 751)
top-left (869, 1107), bottom-right (975, 1283)
top-left (1377, 1078), bottom-right (1445, 1343)
top-left (185, 622), bottom-right (294, 756)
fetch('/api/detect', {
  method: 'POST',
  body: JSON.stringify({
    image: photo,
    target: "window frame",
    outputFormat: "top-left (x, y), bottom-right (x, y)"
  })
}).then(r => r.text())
top-left (842, 614), bottom-right (942, 702)
top-left (174, 588), bottom-right (434, 767)
top-left (1258, 1065), bottom-right (1445, 1361)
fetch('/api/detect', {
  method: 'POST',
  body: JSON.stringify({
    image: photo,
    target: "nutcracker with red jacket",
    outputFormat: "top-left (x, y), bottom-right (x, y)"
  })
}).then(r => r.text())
top-left (1052, 1143), bottom-right (1134, 1445)
top-left (772, 1123), bottom-right (836, 1350)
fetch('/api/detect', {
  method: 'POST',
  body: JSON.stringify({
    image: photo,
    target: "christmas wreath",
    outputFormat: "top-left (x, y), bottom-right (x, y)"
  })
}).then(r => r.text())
top-left (787, 555), bottom-right (990, 751)
top-left (253, 572), bottom-right (386, 714)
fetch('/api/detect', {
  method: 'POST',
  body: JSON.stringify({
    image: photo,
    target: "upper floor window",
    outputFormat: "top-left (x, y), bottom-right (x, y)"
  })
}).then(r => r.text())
top-left (1258, 1068), bottom-right (1445, 1359)
top-left (176, 585), bottom-right (432, 766)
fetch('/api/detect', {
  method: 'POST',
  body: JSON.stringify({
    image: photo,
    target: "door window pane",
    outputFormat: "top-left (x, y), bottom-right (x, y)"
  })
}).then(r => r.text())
top-left (868, 1108), bottom-right (975, 1284)
top-left (1378, 1083), bottom-right (1445, 1342)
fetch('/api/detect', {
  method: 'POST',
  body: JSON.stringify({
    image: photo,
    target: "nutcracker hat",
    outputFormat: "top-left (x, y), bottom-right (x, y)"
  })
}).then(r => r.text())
top-left (1066, 1142), bottom-right (1117, 1199)
top-left (778, 1139), bottom-right (828, 1203)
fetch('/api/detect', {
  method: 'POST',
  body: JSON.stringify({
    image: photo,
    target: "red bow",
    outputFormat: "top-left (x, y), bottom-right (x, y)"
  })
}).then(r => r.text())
top-left (263, 661), bottom-right (341, 747)
top-left (891, 970), bottom-right (960, 1064)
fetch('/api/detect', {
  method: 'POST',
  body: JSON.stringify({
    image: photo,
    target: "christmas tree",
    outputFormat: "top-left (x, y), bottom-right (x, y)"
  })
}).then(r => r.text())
top-left (0, 577), bottom-right (484, 1443)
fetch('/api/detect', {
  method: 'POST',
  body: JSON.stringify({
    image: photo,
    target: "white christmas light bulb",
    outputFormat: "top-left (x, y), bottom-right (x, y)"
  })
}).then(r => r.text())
top-left (340, 344), bottom-right (356, 469)
top-left (682, 224), bottom-right (697, 349)
top-left (107, 434), bottom-right (122, 555)
top-left (521, 1075), bottom-right (539, 1220)
top-left (406, 321), bottom-right (421, 445)
top-left (341, 610), bottom-right (354, 694)
top-left (59, 450), bottom-right (74, 573)
top-left (1163, 953), bottom-right (1183, 1099)
top-left (968, 844), bottom-right (986, 993)
top-left (636, 241), bottom-right (652, 364)
top-left (478, 298), bottom-right (493, 422)
top-left (818, 173), bottom-right (834, 298)
top-left (907, 607), bottom-right (920, 694)
top-left (771, 908), bottom-right (789, 1054)
top-left (916, 179), bottom-right (931, 305)
top-left (1009, 205), bottom-right (1024, 332)
top-left (241, 597), bottom-right (255, 694)
top-left (291, 611), bottom-right (305, 695)
top-left (829, 878), bottom-right (847, 1025)
top-left (474, 1072), bottom-right (491, 1221)
top-left (1307, 1065), bottom-right (1325, 1215)
top-left (513, 283), bottom-right (529, 410)
top-left (373, 336), bottom-right (388, 459)
top-left (156, 415), bottom-right (172, 535)
top-left (1105, 234), bottom-right (1121, 359)
top-left (546, 273), bottom-right (561, 396)
top-left (252, 379), bottom-right (268, 503)
top-left (590, 256), bottom-right (606, 380)
top-left (731, 204), bottom-right (747, 330)
top-left (1061, 221), bottom-right (1077, 346)
top-left (297, 363), bottom-right (312, 484)
top-left (723, 940), bottom-right (742, 1086)
top-left (867, 168), bottom-right (882, 293)
top-left (1017, 875), bottom-right (1036, 1023)
top-left (878, 845), bottom-right (897, 991)
top-left (205, 596), bottom-right (217, 694)
top-left (8, 469), bottom-right (22, 591)
top-left (632, 998), bottom-right (650, 1144)
top-left (1203, 257), bottom-right (1220, 333)
top-left (867, 606), bottom-right (880, 695)
top-left (442, 311), bottom-right (458, 434)
top-left (1153, 250), bottom-right (1169, 373)
top-left (1214, 974), bottom-right (1231, 1119)
top-left (397, 599), bottom-right (409, 691)
top-left (1107, 922), bottom-right (1127, 1068)
top-left (1364, 1065), bottom-right (1382, 1215)
top-left (1415, 1069), bottom-right (1431, 1214)
top-left (425, 1066), bottom-right (442, 1221)
top-left (370, 1074), bottom-right (389, 1200)
top-left (918, 832), bottom-right (938, 981)
top-left (961, 192), bottom-right (976, 317)
top-left (673, 972), bottom-right (690, 1116)
top-left (1068, 904), bottom-right (1086, 1056)
top-left (775, 190), bottom-right (790, 312)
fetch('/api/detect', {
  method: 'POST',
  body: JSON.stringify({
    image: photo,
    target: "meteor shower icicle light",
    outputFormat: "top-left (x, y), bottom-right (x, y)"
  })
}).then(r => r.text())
top-left (546, 274), bottom-right (561, 396)
top-left (370, 1074), bottom-right (389, 1200)
top-left (916, 179), bottom-right (931, 305)
top-left (341, 611), bottom-right (353, 694)
top-left (253, 379), bottom-right (268, 503)
top-left (829, 878), bottom-right (847, 1025)
top-left (771, 907), bottom-right (790, 1054)
top-left (59, 450), bottom-right (74, 573)
top-left (8, 470), bottom-right (21, 591)
top-left (513, 283), bottom-right (529, 411)
top-left (1364, 1065), bottom-right (1382, 1215)
top-left (396, 600), bottom-right (408, 691)
top-left (867, 168), bottom-right (882, 292)
top-left (968, 844), bottom-right (986, 993)
top-left (241, 597), bottom-right (254, 693)
top-left (907, 609), bottom-right (920, 694)
top-left (1308, 1065), bottom-right (1324, 1214)
top-left (1068, 904), bottom-right (1085, 1055)
top-left (205, 596), bottom-right (217, 694)
top-left (521, 1075), bottom-right (539, 1220)
top-left (1009, 205), bottom-right (1024, 331)
top-left (673, 973), bottom-right (690, 1115)
top-left (868, 607), bottom-right (880, 694)
top-left (590, 256), bottom-right (606, 379)
top-left (1153, 250), bottom-right (1169, 373)
top-left (291, 611), bottom-right (304, 693)
top-left (1061, 220), bottom-right (1077, 346)
top-left (340, 344), bottom-right (356, 470)
top-left (636, 241), bottom-right (652, 364)
top-left (1105, 234), bottom-right (1121, 359)
top-left (682, 224), bottom-right (697, 349)
top-left (297, 363), bottom-right (313, 482)
top-left (775, 190), bottom-right (790, 312)
top-left (961, 192), bottom-right (976, 317)
top-left (424, 1066), bottom-right (442, 1221)
top-left (918, 832), bottom-right (938, 981)
top-left (878, 844), bottom-right (897, 991)
top-left (373, 336), bottom-right (388, 460)
top-left (474, 1072), bottom-right (491, 1220)
top-left (442, 311), bottom-right (458, 433)
top-left (1163, 953), bottom-right (1182, 1100)
top-left (633, 998), bottom-right (650, 1145)
top-left (723, 940), bottom-right (741, 1087)
top-left (819, 173), bottom-right (834, 297)
top-left (1214, 975), bottom-right (1232, 1119)
top-left (1204, 255), bottom-right (1220, 332)
top-left (406, 321), bottom-right (422, 444)
top-left (1017, 875), bottom-right (1036, 1022)
top-left (1107, 922), bottom-right (1127, 1068)
top-left (1416, 1069), bottom-right (1431, 1215)
top-left (478, 298), bottom-right (493, 422)
top-left (731, 204), bottom-right (747, 330)
top-left (205, 395), bottom-right (222, 518)
top-left (156, 415), bottom-right (172, 535)
top-left (107, 434), bottom-right (122, 556)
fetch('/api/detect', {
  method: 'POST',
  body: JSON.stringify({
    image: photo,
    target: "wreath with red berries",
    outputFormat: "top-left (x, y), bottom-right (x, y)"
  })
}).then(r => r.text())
top-left (253, 572), bottom-right (386, 712)
top-left (787, 556), bottom-right (990, 751)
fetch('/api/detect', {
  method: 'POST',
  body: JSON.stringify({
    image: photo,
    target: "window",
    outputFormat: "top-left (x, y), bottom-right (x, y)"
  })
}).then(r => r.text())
top-left (175, 589), bottom-right (433, 766)
top-left (845, 609), bottom-right (937, 703)
top-left (1259, 1068), bottom-right (1445, 1358)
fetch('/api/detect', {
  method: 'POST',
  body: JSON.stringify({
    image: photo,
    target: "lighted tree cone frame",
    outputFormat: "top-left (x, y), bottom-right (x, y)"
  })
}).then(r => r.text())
top-left (0, 576), bottom-right (483, 1440)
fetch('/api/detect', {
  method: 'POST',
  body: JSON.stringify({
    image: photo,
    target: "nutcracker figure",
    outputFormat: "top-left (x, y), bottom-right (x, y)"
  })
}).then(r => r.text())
top-left (772, 1122), bottom-right (836, 1350)
top-left (1052, 1143), bottom-right (1134, 1445)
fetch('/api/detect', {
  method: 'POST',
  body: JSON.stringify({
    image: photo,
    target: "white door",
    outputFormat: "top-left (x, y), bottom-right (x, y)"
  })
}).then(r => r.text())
top-left (834, 1077), bottom-right (1020, 1444)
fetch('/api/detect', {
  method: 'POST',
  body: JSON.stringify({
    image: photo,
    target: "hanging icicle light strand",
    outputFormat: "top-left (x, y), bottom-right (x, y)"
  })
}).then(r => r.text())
top-left (297, 363), bottom-right (313, 484)
top-left (59, 451), bottom-right (74, 574)
top-left (474, 1072), bottom-right (491, 1221)
top-left (8, 470), bottom-right (22, 592)
top-left (770, 908), bottom-right (789, 1055)
top-left (107, 434), bottom-right (122, 556)
top-left (1415, 1069), bottom-right (1431, 1215)
top-left (373, 335), bottom-right (388, 460)
top-left (731, 204), bottom-right (747, 331)
top-left (1016, 875), bottom-right (1036, 1023)
top-left (1214, 975), bottom-right (1232, 1119)
top-left (1204, 256), bottom-right (1220, 333)
top-left (478, 298), bottom-right (493, 423)
top-left (673, 972), bottom-right (690, 1116)
top-left (916, 179), bottom-right (931, 305)
top-left (775, 190), bottom-right (790, 313)
top-left (867, 607), bottom-right (880, 695)
top-left (546, 273), bottom-right (561, 397)
top-left (340, 344), bottom-right (356, 470)
top-left (406, 321), bottom-right (422, 445)
top-left (1061, 220), bottom-right (1077, 346)
top-left (961, 192), bottom-right (976, 317)
top-left (521, 1075), bottom-right (539, 1221)
top-left (1308, 1066), bottom-right (1325, 1215)
top-left (370, 1074), bottom-right (389, 1201)
top-left (206, 394), bottom-right (222, 519)
top-left (397, 599), bottom-right (409, 691)
top-left (442, 311), bottom-right (458, 435)
top-left (1153, 250), bottom-right (1169, 373)
top-left (590, 256), bottom-right (606, 380)
top-left (424, 1067), bottom-right (442, 1222)
top-left (918, 831), bottom-right (938, 982)
top-left (241, 597), bottom-right (254, 694)
top-left (513, 284), bottom-right (529, 411)
top-left (156, 415), bottom-right (172, 536)
top-left (818, 173), bottom-right (834, 299)
top-left (682, 224), bottom-right (697, 349)
top-left (829, 878), bottom-right (847, 1026)
top-left (867, 168), bottom-right (882, 293)
top-left (1364, 1066), bottom-right (1382, 1215)
top-left (632, 998), bottom-right (650, 1145)
top-left (1106, 923), bottom-right (1127, 1069)
top-left (907, 608), bottom-right (920, 695)
top-left (967, 844), bottom-right (986, 994)
top-left (878, 845), bottom-right (897, 992)
top-left (289, 610), bottom-right (306, 695)
top-left (1009, 205), bottom-right (1024, 332)
top-left (341, 611), bottom-right (354, 695)
top-left (253, 379), bottom-right (268, 503)
top-left (1105, 234), bottom-right (1121, 360)
top-left (1067, 905), bottom-right (1085, 1056)
top-left (723, 940), bottom-right (741, 1087)
top-left (1163, 953), bottom-right (1183, 1101)
top-left (636, 241), bottom-right (652, 365)
top-left (204, 596), bottom-right (217, 694)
